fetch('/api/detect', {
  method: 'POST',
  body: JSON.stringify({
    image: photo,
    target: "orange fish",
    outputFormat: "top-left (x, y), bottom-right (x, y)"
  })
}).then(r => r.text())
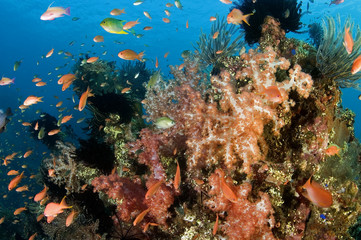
top-left (165, 10), bottom-right (171, 17)
top-left (143, 222), bottom-right (159, 232)
top-left (56, 101), bottom-right (63, 107)
top-left (220, 177), bottom-right (237, 203)
top-left (19, 105), bottom-right (29, 110)
top-left (121, 87), bottom-right (131, 94)
top-left (34, 185), bottom-right (48, 202)
top-left (351, 54), bottom-right (361, 75)
top-left (163, 18), bottom-right (170, 23)
top-left (8, 171), bottom-right (24, 191)
top-left (164, 52), bottom-right (169, 58)
top-left (23, 96), bottom-right (43, 106)
top-left (155, 57), bottom-right (159, 68)
top-left (302, 176), bottom-right (333, 208)
top-left (32, 77), bottom-right (42, 83)
top-left (44, 196), bottom-right (72, 222)
top-left (174, 161), bottom-right (181, 190)
top-left (78, 86), bottom-right (94, 111)
top-left (58, 73), bottom-right (76, 85)
top-left (133, 208), bottom-right (150, 226)
top-left (35, 82), bottom-right (47, 87)
top-left (145, 180), bottom-right (163, 199)
top-left (66, 209), bottom-right (77, 227)
top-left (48, 129), bottom-right (61, 136)
top-left (325, 144), bottom-right (341, 156)
top-left (213, 31), bottom-right (219, 39)
top-left (213, 213), bottom-right (219, 235)
top-left (93, 35), bottom-right (104, 42)
top-left (24, 150), bottom-right (33, 158)
top-left (261, 86), bottom-right (283, 103)
top-left (36, 214), bottom-right (44, 222)
top-left (16, 185), bottom-right (29, 192)
top-left (0, 217), bottom-right (4, 224)
top-left (29, 233), bottom-right (37, 240)
top-left (227, 8), bottom-right (253, 26)
top-left (34, 121), bottom-right (39, 130)
top-left (5, 152), bottom-right (17, 162)
top-left (210, 16), bottom-right (217, 21)
top-left (22, 122), bottom-right (32, 126)
top-left (166, 3), bottom-right (173, 7)
top-left (87, 57), bottom-right (99, 63)
top-left (62, 79), bottom-right (73, 91)
top-left (344, 27), bottom-right (354, 54)
top-left (220, 0), bottom-right (232, 3)
top-left (14, 207), bottom-right (27, 215)
top-left (61, 115), bottom-right (73, 124)
top-left (178, 63), bottom-right (185, 70)
top-left (48, 169), bottom-right (55, 177)
top-left (186, 20), bottom-right (189, 28)
top-left (123, 19), bottom-right (140, 30)
top-left (110, 8), bottom-right (125, 16)
top-left (118, 49), bottom-right (145, 61)
top-left (7, 170), bottom-right (19, 176)
top-left (143, 26), bottom-right (152, 30)
top-left (216, 50), bottom-right (223, 54)
top-left (46, 48), bottom-right (54, 58)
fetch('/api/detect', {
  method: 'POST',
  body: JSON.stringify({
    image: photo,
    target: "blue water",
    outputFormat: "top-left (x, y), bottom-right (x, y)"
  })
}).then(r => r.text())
top-left (0, 0), bottom-right (361, 237)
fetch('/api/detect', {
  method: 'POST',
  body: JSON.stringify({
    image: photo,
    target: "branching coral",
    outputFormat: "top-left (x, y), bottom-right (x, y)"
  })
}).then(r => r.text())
top-left (205, 169), bottom-right (275, 239)
top-left (194, 15), bottom-right (244, 67)
top-left (317, 15), bottom-right (361, 88)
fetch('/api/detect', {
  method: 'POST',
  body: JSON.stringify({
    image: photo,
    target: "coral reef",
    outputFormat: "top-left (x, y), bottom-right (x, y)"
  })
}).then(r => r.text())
top-left (35, 13), bottom-right (361, 240)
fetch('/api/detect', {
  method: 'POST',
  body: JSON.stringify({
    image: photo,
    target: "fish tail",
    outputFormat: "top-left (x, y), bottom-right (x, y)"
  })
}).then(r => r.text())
top-left (138, 51), bottom-right (145, 61)
top-left (60, 196), bottom-right (72, 208)
top-left (65, 7), bottom-right (71, 16)
top-left (243, 13), bottom-right (253, 26)
top-left (11, 78), bottom-right (15, 84)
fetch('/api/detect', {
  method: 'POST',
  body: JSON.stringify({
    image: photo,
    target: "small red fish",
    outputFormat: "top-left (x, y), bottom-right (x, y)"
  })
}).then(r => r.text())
top-left (145, 180), bottom-right (163, 199)
top-left (34, 185), bottom-right (47, 202)
top-left (301, 176), bottom-right (333, 208)
top-left (66, 209), bottom-right (77, 227)
top-left (8, 171), bottom-right (24, 191)
top-left (44, 196), bottom-right (72, 223)
top-left (14, 207), bottom-right (27, 215)
top-left (174, 161), bottom-right (181, 190)
top-left (227, 8), bottom-right (253, 26)
top-left (213, 213), bottom-right (219, 235)
top-left (133, 208), bottom-right (150, 226)
top-left (344, 27), bottom-right (354, 54)
top-left (351, 54), bottom-right (361, 75)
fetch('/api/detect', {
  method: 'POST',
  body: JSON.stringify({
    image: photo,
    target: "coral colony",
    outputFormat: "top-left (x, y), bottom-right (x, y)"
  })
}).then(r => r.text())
top-left (8, 2), bottom-right (361, 240)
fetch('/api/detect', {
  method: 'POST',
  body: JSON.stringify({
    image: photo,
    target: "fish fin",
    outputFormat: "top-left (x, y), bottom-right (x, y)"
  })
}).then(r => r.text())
top-left (64, 7), bottom-right (70, 16)
top-left (6, 108), bottom-right (12, 117)
top-left (60, 196), bottom-right (72, 208)
top-left (48, 1), bottom-right (55, 9)
top-left (302, 175), bottom-right (313, 189)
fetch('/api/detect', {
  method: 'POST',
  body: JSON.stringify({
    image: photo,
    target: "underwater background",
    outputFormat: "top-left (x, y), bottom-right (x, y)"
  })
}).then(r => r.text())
top-left (1, 0), bottom-right (361, 239)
